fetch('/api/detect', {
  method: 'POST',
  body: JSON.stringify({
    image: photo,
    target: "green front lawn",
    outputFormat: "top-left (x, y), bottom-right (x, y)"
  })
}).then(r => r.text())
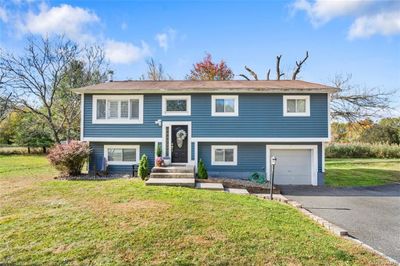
top-left (325, 158), bottom-right (400, 187)
top-left (0, 155), bottom-right (391, 265)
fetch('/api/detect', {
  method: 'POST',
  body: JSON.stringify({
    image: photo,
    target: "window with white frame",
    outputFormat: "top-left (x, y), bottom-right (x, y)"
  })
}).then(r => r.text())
top-left (162, 95), bottom-right (191, 116)
top-left (104, 145), bottom-right (140, 165)
top-left (211, 95), bottom-right (238, 116)
top-left (283, 95), bottom-right (310, 116)
top-left (211, 145), bottom-right (237, 165)
top-left (93, 95), bottom-right (143, 124)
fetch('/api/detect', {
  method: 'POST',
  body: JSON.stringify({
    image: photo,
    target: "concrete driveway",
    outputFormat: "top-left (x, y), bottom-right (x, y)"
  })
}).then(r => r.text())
top-left (280, 184), bottom-right (400, 262)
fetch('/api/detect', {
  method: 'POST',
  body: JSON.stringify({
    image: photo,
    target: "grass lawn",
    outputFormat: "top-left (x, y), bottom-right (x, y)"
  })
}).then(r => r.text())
top-left (0, 155), bottom-right (392, 265)
top-left (325, 158), bottom-right (400, 187)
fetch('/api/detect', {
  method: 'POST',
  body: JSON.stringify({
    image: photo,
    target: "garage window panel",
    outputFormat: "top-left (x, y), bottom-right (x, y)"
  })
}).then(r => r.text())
top-left (212, 145), bottom-right (237, 165)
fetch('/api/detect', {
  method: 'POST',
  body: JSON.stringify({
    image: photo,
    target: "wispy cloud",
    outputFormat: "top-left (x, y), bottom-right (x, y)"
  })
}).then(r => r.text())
top-left (105, 40), bottom-right (151, 64)
top-left (291, 0), bottom-right (400, 39)
top-left (155, 28), bottom-right (177, 51)
top-left (0, 6), bottom-right (8, 22)
top-left (348, 10), bottom-right (400, 39)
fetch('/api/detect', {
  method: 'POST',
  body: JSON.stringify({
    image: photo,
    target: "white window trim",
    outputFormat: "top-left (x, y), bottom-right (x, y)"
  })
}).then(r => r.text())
top-left (92, 95), bottom-right (143, 124)
top-left (162, 95), bottom-right (191, 116)
top-left (283, 95), bottom-right (310, 117)
top-left (211, 145), bottom-right (237, 166)
top-left (211, 95), bottom-right (239, 117)
top-left (104, 145), bottom-right (140, 165)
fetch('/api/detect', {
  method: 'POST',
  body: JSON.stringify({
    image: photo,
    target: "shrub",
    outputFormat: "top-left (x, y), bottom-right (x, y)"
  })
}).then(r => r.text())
top-left (47, 141), bottom-right (91, 176)
top-left (197, 159), bottom-right (208, 179)
top-left (138, 154), bottom-right (149, 180)
top-left (326, 143), bottom-right (400, 159)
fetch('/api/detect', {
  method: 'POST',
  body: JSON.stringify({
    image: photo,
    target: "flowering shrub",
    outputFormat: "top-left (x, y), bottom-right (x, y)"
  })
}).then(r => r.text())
top-left (155, 156), bottom-right (164, 167)
top-left (47, 141), bottom-right (91, 176)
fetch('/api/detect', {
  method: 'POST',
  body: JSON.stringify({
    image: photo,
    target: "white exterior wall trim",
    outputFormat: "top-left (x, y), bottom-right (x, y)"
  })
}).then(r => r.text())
top-left (104, 144), bottom-right (140, 165)
top-left (266, 144), bottom-right (318, 186)
top-left (192, 137), bottom-right (329, 142)
top-left (83, 137), bottom-right (162, 142)
top-left (80, 93), bottom-right (84, 141)
top-left (162, 121), bottom-right (193, 165)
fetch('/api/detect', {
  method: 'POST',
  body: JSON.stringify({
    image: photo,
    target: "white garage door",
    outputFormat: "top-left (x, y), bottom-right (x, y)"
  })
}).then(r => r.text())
top-left (270, 149), bottom-right (312, 185)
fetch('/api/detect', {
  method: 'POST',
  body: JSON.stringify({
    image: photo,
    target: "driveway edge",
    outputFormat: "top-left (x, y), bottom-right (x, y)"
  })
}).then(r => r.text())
top-left (258, 194), bottom-right (399, 265)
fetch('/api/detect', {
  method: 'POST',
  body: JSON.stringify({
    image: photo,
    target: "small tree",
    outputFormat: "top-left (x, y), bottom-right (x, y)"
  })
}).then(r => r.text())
top-left (138, 154), bottom-right (149, 180)
top-left (47, 141), bottom-right (91, 176)
top-left (197, 159), bottom-right (208, 179)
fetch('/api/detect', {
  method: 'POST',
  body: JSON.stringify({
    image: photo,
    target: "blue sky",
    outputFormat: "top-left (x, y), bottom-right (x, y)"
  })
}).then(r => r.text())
top-left (0, 0), bottom-right (399, 106)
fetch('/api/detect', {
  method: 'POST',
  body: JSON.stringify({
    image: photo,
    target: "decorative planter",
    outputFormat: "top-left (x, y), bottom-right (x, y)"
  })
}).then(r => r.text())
top-left (163, 157), bottom-right (171, 166)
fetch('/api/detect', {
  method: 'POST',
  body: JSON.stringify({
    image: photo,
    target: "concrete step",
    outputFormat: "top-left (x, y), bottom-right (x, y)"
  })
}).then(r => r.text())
top-left (151, 166), bottom-right (194, 174)
top-left (149, 172), bottom-right (194, 179)
top-left (145, 178), bottom-right (195, 187)
top-left (195, 182), bottom-right (224, 190)
top-left (224, 188), bottom-right (249, 195)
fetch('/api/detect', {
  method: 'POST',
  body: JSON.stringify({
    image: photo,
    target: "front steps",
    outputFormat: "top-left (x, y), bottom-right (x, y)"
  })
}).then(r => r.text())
top-left (145, 166), bottom-right (195, 187)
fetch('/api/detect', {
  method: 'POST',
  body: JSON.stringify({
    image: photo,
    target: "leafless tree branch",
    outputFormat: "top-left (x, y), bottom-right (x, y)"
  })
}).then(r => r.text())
top-left (292, 51), bottom-right (309, 80)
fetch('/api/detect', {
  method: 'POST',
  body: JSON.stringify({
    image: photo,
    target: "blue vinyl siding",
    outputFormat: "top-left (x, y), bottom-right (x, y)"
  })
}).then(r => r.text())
top-left (198, 142), bottom-right (323, 180)
top-left (83, 93), bottom-right (328, 138)
top-left (89, 142), bottom-right (154, 174)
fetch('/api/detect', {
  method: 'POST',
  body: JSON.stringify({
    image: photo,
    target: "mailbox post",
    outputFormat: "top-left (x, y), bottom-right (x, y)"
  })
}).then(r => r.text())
top-left (270, 156), bottom-right (277, 200)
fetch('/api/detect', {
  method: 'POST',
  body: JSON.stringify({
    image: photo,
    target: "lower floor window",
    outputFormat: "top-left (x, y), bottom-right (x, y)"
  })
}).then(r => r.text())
top-left (104, 145), bottom-right (140, 165)
top-left (211, 145), bottom-right (237, 165)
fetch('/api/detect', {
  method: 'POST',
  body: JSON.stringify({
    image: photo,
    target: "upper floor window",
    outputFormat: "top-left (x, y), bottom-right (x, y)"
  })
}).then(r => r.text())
top-left (211, 145), bottom-right (237, 165)
top-left (104, 145), bottom-right (140, 165)
top-left (162, 95), bottom-right (191, 116)
top-left (211, 95), bottom-right (239, 116)
top-left (92, 95), bottom-right (143, 124)
top-left (283, 95), bottom-right (310, 117)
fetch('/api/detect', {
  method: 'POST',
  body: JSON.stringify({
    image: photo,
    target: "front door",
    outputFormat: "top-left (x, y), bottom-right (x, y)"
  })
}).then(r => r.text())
top-left (171, 125), bottom-right (188, 163)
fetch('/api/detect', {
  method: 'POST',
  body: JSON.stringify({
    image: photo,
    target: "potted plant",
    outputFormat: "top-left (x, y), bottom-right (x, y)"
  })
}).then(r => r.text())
top-left (163, 156), bottom-right (171, 166)
top-left (155, 156), bottom-right (164, 167)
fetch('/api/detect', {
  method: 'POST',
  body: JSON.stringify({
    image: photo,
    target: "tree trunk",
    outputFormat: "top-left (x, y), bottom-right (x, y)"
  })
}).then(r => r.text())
top-left (42, 146), bottom-right (46, 153)
top-left (27, 147), bottom-right (31, 154)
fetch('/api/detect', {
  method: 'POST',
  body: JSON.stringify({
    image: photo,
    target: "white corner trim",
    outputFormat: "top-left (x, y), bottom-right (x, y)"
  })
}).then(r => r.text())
top-left (194, 141), bottom-right (198, 172)
top-left (82, 137), bottom-right (162, 142)
top-left (162, 95), bottom-right (191, 116)
top-left (191, 137), bottom-right (329, 142)
top-left (322, 142), bottom-right (326, 172)
top-left (211, 95), bottom-right (239, 117)
top-left (266, 144), bottom-right (318, 186)
top-left (283, 95), bottom-right (310, 117)
top-left (104, 144), bottom-right (140, 165)
top-left (92, 95), bottom-right (143, 124)
top-left (211, 145), bottom-right (238, 166)
top-left (328, 93), bottom-right (331, 141)
top-left (80, 93), bottom-right (84, 141)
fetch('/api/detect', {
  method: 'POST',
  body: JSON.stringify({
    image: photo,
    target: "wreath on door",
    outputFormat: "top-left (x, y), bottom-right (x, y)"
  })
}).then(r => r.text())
top-left (176, 129), bottom-right (187, 148)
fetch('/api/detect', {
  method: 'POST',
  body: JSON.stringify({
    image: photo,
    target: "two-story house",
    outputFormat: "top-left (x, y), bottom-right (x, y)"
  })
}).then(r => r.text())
top-left (73, 80), bottom-right (336, 186)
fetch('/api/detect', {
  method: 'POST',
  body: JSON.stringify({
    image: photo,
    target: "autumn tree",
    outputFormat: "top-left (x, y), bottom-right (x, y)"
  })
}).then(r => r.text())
top-left (186, 53), bottom-right (234, 81)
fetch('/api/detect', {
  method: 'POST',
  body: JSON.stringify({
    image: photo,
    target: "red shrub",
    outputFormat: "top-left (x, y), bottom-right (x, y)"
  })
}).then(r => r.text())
top-left (48, 141), bottom-right (91, 176)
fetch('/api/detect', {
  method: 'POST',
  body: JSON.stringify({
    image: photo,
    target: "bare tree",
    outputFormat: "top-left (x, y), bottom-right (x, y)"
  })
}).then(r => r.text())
top-left (330, 74), bottom-right (393, 122)
top-left (239, 51), bottom-right (309, 81)
top-left (140, 58), bottom-right (172, 80)
top-left (0, 36), bottom-right (109, 143)
top-left (0, 68), bottom-right (11, 122)
top-left (276, 55), bottom-right (284, 80)
top-left (292, 51), bottom-right (309, 80)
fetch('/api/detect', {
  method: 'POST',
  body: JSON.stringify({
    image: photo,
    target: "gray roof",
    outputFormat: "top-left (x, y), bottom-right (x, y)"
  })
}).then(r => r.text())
top-left (73, 80), bottom-right (337, 94)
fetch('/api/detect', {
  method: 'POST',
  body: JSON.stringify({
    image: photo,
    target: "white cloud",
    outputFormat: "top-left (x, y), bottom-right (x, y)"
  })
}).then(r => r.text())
top-left (292, 0), bottom-right (372, 25)
top-left (292, 0), bottom-right (400, 38)
top-left (0, 6), bottom-right (8, 22)
top-left (105, 40), bottom-right (151, 64)
top-left (155, 28), bottom-right (176, 51)
top-left (20, 4), bottom-right (99, 42)
top-left (349, 10), bottom-right (400, 39)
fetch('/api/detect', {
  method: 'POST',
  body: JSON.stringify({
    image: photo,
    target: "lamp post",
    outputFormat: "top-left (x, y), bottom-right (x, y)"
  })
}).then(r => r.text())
top-left (270, 156), bottom-right (277, 200)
